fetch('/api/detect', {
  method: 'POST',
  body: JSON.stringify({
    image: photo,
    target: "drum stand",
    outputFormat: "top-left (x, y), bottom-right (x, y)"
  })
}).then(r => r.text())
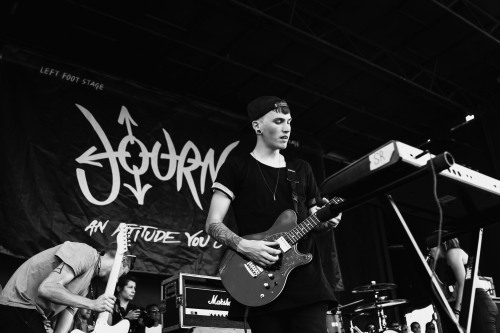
top-left (373, 292), bottom-right (388, 332)
top-left (376, 306), bottom-right (387, 332)
top-left (351, 282), bottom-right (408, 333)
top-left (337, 299), bottom-right (366, 333)
top-left (348, 317), bottom-right (363, 333)
top-left (339, 311), bottom-right (366, 333)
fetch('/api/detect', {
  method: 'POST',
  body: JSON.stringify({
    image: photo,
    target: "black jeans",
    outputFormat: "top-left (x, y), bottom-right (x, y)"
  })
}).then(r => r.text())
top-left (247, 302), bottom-right (328, 333)
top-left (0, 304), bottom-right (46, 333)
top-left (471, 288), bottom-right (499, 333)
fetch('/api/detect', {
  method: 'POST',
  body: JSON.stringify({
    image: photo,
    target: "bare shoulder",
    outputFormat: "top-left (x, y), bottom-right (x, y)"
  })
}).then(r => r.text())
top-left (446, 248), bottom-right (467, 264)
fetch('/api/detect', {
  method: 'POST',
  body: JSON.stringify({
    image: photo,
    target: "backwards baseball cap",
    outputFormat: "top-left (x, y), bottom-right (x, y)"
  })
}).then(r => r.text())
top-left (247, 96), bottom-right (290, 121)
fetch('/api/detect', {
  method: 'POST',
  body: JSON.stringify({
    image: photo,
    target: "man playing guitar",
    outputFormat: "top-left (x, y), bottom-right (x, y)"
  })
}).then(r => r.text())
top-left (205, 96), bottom-right (341, 333)
top-left (0, 240), bottom-right (133, 333)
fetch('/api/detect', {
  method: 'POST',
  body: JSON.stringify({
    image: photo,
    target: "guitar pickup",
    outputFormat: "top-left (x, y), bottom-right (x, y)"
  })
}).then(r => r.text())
top-left (276, 237), bottom-right (291, 253)
top-left (244, 261), bottom-right (264, 277)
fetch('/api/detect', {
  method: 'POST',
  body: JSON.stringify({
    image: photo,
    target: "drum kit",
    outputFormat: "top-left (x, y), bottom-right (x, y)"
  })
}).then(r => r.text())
top-left (334, 281), bottom-right (409, 333)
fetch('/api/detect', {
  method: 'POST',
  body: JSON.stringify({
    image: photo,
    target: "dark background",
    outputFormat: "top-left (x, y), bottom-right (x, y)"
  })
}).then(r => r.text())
top-left (2, 0), bottom-right (500, 329)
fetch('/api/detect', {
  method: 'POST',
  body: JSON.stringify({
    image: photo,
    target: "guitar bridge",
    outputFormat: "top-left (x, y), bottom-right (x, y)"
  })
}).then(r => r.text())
top-left (244, 261), bottom-right (264, 277)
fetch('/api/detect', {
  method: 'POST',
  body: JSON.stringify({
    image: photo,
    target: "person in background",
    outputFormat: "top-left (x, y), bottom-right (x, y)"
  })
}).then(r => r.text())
top-left (109, 275), bottom-right (142, 333)
top-left (427, 231), bottom-right (499, 333)
top-left (71, 308), bottom-right (94, 332)
top-left (43, 319), bottom-right (54, 333)
top-left (389, 321), bottom-right (402, 332)
top-left (140, 303), bottom-right (162, 333)
top-left (365, 323), bottom-right (377, 333)
top-left (410, 322), bottom-right (421, 333)
top-left (424, 321), bottom-right (436, 333)
top-left (0, 241), bottom-right (131, 333)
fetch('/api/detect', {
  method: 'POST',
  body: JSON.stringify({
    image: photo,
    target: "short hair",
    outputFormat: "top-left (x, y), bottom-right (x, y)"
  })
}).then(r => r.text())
top-left (411, 322), bottom-right (420, 330)
top-left (116, 274), bottom-right (137, 293)
top-left (390, 322), bottom-right (401, 328)
top-left (146, 303), bottom-right (159, 311)
top-left (365, 323), bottom-right (376, 331)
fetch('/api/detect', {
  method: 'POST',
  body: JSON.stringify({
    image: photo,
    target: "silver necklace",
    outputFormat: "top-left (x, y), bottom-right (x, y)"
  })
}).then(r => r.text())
top-left (252, 151), bottom-right (281, 201)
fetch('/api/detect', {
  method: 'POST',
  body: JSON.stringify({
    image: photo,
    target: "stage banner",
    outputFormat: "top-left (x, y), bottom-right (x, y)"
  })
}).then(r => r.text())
top-left (0, 46), bottom-right (246, 275)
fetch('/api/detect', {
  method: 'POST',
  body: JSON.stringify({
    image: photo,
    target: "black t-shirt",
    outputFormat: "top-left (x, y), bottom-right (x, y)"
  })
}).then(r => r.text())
top-left (212, 153), bottom-right (337, 317)
top-left (111, 302), bottom-right (141, 333)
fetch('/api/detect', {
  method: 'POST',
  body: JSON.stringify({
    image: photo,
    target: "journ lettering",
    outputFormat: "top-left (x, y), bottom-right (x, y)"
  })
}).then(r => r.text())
top-left (75, 104), bottom-right (239, 210)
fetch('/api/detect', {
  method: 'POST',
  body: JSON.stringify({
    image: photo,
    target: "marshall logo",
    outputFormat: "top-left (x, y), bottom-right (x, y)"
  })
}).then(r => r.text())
top-left (208, 295), bottom-right (231, 307)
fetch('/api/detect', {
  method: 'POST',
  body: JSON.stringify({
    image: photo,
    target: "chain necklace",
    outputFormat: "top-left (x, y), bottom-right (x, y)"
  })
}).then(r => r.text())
top-left (89, 252), bottom-right (101, 300)
top-left (251, 151), bottom-right (281, 201)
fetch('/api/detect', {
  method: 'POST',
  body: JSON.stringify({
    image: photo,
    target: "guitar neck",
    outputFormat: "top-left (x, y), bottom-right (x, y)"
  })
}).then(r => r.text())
top-left (96, 253), bottom-right (124, 323)
top-left (284, 197), bottom-right (343, 245)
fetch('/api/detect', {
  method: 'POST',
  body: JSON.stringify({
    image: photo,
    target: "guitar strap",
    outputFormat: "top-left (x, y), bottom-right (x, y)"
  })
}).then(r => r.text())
top-left (287, 159), bottom-right (318, 217)
top-left (286, 159), bottom-right (299, 214)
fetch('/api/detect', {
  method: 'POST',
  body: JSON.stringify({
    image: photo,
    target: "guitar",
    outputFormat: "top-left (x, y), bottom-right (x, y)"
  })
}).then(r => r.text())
top-left (219, 197), bottom-right (344, 307)
top-left (71, 223), bottom-right (131, 333)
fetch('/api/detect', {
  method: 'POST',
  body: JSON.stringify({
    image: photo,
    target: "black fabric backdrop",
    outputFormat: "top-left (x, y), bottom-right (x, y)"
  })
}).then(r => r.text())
top-left (0, 46), bottom-right (246, 275)
top-left (0, 46), bottom-right (343, 289)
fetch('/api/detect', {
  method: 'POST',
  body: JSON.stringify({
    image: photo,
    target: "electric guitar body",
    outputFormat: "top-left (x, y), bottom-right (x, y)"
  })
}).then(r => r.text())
top-left (219, 197), bottom-right (343, 307)
top-left (220, 210), bottom-right (311, 307)
top-left (71, 319), bottom-right (129, 333)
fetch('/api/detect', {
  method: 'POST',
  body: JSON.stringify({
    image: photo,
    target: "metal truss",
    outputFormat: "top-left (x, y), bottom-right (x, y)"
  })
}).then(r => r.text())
top-left (432, 0), bottom-right (500, 45)
top-left (61, 0), bottom-right (492, 147)
top-left (224, 0), bottom-right (483, 115)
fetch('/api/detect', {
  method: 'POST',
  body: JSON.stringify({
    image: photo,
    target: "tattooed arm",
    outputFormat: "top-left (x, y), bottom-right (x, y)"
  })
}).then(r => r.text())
top-left (206, 190), bottom-right (281, 267)
top-left (38, 262), bottom-right (116, 314)
top-left (207, 221), bottom-right (243, 250)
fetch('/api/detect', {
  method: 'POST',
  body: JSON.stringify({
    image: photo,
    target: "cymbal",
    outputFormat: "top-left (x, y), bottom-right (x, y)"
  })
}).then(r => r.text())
top-left (341, 312), bottom-right (369, 319)
top-left (352, 282), bottom-right (397, 293)
top-left (354, 299), bottom-right (408, 312)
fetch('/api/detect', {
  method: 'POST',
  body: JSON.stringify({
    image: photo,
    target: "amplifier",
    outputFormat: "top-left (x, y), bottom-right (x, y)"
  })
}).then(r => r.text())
top-left (161, 273), bottom-right (245, 332)
top-left (477, 276), bottom-right (496, 296)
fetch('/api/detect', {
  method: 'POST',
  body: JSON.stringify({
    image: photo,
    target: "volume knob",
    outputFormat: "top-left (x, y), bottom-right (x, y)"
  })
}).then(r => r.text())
top-left (263, 283), bottom-right (270, 289)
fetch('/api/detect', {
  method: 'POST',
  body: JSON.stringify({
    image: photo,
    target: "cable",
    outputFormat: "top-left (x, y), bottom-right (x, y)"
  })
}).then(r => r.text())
top-left (243, 306), bottom-right (249, 333)
top-left (427, 151), bottom-right (444, 272)
top-left (426, 151), bottom-right (461, 330)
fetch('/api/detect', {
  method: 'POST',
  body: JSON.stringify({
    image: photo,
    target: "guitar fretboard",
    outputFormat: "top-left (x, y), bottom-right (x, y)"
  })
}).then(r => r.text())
top-left (284, 197), bottom-right (344, 245)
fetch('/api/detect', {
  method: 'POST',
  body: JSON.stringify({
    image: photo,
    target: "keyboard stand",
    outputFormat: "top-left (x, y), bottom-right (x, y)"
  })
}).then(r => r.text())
top-left (322, 152), bottom-right (491, 333)
top-left (385, 194), bottom-right (470, 333)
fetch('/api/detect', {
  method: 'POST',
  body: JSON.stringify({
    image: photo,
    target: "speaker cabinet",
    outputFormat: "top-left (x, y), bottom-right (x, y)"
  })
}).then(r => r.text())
top-left (161, 273), bottom-right (245, 332)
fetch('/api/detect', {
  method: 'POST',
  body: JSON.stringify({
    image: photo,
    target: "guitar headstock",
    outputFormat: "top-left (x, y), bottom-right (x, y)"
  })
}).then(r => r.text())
top-left (116, 222), bottom-right (130, 255)
top-left (313, 196), bottom-right (345, 222)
